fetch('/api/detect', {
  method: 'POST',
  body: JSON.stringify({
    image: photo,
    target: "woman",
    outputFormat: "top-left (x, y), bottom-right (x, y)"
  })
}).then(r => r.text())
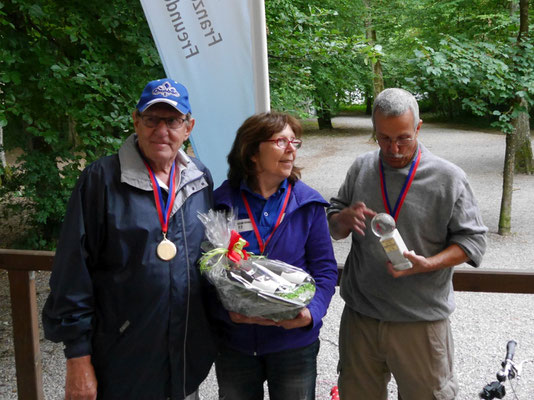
top-left (212, 112), bottom-right (338, 400)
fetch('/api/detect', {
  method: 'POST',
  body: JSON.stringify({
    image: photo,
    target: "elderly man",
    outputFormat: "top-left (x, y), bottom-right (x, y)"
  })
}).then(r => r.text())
top-left (328, 88), bottom-right (487, 400)
top-left (43, 79), bottom-right (216, 400)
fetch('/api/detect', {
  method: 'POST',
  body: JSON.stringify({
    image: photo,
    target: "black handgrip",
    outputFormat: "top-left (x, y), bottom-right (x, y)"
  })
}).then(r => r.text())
top-left (496, 340), bottom-right (517, 382)
top-left (505, 340), bottom-right (517, 362)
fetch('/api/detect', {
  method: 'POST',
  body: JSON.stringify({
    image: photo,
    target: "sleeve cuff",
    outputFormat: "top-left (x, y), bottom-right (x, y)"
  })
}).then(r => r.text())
top-left (64, 336), bottom-right (92, 359)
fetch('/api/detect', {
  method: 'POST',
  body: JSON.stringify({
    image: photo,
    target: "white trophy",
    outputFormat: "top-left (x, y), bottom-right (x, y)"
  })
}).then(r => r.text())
top-left (371, 213), bottom-right (413, 270)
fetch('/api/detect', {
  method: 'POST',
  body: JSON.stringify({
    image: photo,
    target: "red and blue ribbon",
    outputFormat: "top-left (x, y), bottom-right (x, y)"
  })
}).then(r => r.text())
top-left (379, 148), bottom-right (421, 222)
top-left (142, 159), bottom-right (177, 235)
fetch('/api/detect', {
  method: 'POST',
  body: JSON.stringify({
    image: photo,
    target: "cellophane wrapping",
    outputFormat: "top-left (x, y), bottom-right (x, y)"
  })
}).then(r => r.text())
top-left (198, 209), bottom-right (316, 321)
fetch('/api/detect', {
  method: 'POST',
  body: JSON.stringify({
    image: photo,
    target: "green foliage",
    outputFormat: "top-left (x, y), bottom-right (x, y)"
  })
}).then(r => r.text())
top-left (358, 0), bottom-right (530, 102)
top-left (265, 0), bottom-right (375, 117)
top-left (406, 34), bottom-right (534, 133)
top-left (276, 282), bottom-right (315, 302)
top-left (0, 0), bottom-right (164, 249)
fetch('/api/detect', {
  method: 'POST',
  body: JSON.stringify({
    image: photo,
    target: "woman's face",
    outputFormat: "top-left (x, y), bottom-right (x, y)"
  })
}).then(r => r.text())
top-left (251, 124), bottom-right (299, 185)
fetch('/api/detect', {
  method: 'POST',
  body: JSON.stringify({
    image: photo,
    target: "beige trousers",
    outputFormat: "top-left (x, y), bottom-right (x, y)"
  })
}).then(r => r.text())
top-left (337, 306), bottom-right (458, 400)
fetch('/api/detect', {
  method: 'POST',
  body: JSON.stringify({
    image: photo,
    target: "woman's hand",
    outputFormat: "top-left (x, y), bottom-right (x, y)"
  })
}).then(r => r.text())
top-left (228, 311), bottom-right (278, 326)
top-left (275, 308), bottom-right (312, 330)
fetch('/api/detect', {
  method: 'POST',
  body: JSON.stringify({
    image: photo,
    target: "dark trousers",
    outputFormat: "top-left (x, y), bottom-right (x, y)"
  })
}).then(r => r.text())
top-left (216, 340), bottom-right (320, 400)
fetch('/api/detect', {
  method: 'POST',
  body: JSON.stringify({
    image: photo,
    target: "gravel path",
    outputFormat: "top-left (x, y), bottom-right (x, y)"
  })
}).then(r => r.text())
top-left (1, 115), bottom-right (533, 399)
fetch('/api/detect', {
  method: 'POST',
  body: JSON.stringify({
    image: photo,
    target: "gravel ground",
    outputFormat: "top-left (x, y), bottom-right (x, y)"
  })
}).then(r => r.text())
top-left (1, 114), bottom-right (533, 399)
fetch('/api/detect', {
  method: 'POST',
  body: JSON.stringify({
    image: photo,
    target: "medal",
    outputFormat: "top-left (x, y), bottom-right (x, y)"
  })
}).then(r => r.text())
top-left (143, 157), bottom-right (178, 261)
top-left (157, 233), bottom-right (177, 261)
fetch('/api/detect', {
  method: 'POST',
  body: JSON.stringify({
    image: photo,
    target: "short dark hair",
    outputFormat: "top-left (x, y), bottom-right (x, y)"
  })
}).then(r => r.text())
top-left (227, 112), bottom-right (302, 189)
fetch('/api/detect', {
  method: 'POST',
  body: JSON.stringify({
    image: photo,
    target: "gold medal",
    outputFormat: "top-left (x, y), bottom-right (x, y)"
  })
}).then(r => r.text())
top-left (157, 234), bottom-right (177, 261)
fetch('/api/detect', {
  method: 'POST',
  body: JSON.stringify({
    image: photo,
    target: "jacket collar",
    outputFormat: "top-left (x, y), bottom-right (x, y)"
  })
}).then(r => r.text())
top-left (215, 179), bottom-right (328, 214)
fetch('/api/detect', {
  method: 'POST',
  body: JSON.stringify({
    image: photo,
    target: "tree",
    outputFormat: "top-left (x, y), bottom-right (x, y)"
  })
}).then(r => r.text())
top-left (513, 0), bottom-right (533, 175)
top-left (499, 0), bottom-right (532, 235)
top-left (265, 0), bottom-right (375, 128)
top-left (0, 1), bottom-right (164, 248)
top-left (405, 3), bottom-right (534, 235)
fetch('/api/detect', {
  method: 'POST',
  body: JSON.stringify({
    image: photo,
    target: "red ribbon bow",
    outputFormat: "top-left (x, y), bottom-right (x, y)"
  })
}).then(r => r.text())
top-left (227, 230), bottom-right (249, 263)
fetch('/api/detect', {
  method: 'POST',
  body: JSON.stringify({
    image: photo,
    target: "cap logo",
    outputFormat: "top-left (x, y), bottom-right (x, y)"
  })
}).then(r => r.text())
top-left (152, 81), bottom-right (180, 98)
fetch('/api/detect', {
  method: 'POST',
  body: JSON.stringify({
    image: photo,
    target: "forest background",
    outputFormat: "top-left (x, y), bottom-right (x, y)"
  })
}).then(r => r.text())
top-left (0, 0), bottom-right (533, 250)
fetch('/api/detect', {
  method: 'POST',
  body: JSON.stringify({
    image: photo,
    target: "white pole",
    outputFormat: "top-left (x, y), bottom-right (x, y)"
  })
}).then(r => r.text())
top-left (250, 0), bottom-right (270, 112)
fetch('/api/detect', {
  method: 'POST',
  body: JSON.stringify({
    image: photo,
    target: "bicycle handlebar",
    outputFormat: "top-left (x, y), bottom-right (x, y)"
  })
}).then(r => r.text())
top-left (497, 340), bottom-right (517, 382)
top-left (479, 340), bottom-right (518, 399)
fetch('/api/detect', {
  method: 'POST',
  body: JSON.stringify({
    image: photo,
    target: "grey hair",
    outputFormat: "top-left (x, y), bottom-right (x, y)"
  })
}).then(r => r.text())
top-left (371, 88), bottom-right (420, 131)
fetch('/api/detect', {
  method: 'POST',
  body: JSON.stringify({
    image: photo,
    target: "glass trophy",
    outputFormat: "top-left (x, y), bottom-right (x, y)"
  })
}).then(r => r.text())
top-left (371, 213), bottom-right (412, 270)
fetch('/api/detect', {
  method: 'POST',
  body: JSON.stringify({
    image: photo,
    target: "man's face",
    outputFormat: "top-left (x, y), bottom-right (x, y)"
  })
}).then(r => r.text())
top-left (374, 109), bottom-right (422, 169)
top-left (133, 103), bottom-right (194, 169)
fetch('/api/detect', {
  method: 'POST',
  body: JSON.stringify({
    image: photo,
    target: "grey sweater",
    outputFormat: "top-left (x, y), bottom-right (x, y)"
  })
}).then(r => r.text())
top-left (328, 143), bottom-right (487, 322)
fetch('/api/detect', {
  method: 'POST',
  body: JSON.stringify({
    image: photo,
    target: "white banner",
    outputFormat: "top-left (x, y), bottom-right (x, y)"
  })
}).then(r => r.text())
top-left (139, 0), bottom-right (270, 186)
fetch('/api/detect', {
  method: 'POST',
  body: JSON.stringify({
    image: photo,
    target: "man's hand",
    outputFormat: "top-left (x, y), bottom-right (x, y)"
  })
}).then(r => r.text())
top-left (387, 244), bottom-right (469, 278)
top-left (275, 308), bottom-right (312, 330)
top-left (65, 355), bottom-right (97, 400)
top-left (329, 202), bottom-right (377, 239)
top-left (386, 251), bottom-right (430, 278)
top-left (228, 311), bottom-right (278, 326)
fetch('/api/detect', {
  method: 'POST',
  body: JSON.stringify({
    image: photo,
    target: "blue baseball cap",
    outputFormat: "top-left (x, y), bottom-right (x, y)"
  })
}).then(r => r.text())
top-left (136, 79), bottom-right (192, 114)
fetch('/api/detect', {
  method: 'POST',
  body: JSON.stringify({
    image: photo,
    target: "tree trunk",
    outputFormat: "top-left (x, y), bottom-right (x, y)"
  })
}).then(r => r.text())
top-left (365, 94), bottom-right (373, 115)
top-left (517, 0), bottom-right (527, 37)
top-left (513, 0), bottom-right (533, 174)
top-left (498, 131), bottom-right (516, 235)
top-left (317, 108), bottom-right (333, 130)
top-left (68, 116), bottom-right (80, 148)
top-left (0, 125), bottom-right (7, 187)
top-left (514, 97), bottom-right (533, 174)
top-left (362, 0), bottom-right (384, 99)
top-left (498, 0), bottom-right (531, 235)
top-left (372, 58), bottom-right (384, 98)
top-left (0, 125), bottom-right (6, 169)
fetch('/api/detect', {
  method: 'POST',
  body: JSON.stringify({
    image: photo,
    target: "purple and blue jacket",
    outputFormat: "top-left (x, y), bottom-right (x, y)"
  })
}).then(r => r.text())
top-left (213, 179), bottom-right (338, 355)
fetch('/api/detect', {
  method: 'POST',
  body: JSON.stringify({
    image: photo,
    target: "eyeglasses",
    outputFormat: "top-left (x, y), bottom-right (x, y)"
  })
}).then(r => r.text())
top-left (376, 136), bottom-right (415, 147)
top-left (139, 114), bottom-right (187, 129)
top-left (264, 137), bottom-right (303, 149)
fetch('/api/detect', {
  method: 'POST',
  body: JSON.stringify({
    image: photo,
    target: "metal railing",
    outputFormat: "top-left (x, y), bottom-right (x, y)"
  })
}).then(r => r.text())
top-left (1, 248), bottom-right (534, 400)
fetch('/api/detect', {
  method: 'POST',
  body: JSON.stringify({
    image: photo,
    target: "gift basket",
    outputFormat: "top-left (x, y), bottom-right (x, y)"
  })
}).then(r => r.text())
top-left (197, 209), bottom-right (316, 321)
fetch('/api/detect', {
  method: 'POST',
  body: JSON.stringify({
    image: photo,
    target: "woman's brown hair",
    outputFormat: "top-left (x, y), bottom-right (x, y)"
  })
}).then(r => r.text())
top-left (227, 112), bottom-right (302, 189)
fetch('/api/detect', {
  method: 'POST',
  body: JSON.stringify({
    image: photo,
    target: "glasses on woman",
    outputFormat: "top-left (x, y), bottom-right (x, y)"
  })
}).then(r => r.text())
top-left (140, 114), bottom-right (187, 129)
top-left (376, 135), bottom-right (415, 147)
top-left (264, 137), bottom-right (303, 149)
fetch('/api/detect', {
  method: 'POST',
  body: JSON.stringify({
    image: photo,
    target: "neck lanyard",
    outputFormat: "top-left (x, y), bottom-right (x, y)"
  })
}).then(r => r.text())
top-left (142, 159), bottom-right (177, 238)
top-left (379, 148), bottom-right (421, 222)
top-left (240, 184), bottom-right (292, 254)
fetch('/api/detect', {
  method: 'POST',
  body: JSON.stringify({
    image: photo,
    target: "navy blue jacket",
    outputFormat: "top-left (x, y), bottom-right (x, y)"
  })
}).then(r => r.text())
top-left (213, 179), bottom-right (338, 355)
top-left (42, 135), bottom-right (216, 399)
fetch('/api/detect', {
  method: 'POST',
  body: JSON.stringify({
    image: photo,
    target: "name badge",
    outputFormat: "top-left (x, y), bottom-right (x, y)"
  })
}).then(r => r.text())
top-left (236, 218), bottom-right (253, 232)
